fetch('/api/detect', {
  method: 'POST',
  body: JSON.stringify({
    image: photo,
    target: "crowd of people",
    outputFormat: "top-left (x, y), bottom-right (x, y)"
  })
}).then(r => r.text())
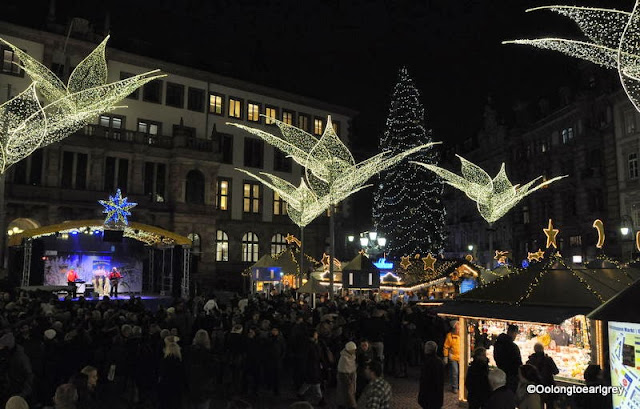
top-left (0, 288), bottom-right (616, 409)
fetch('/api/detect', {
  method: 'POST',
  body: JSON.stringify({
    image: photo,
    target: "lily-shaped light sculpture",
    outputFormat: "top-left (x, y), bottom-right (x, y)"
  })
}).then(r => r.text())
top-left (0, 36), bottom-right (163, 173)
top-left (503, 2), bottom-right (640, 112)
top-left (413, 155), bottom-right (567, 224)
top-left (230, 116), bottom-right (438, 297)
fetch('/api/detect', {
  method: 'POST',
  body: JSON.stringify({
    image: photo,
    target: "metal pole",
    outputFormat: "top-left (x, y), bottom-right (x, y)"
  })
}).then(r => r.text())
top-left (329, 203), bottom-right (335, 300)
top-left (299, 226), bottom-right (304, 288)
top-left (0, 173), bottom-right (7, 271)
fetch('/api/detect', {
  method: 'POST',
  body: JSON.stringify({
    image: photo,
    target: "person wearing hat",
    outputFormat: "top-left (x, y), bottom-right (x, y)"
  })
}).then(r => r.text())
top-left (493, 324), bottom-right (522, 392)
top-left (336, 341), bottom-right (358, 408)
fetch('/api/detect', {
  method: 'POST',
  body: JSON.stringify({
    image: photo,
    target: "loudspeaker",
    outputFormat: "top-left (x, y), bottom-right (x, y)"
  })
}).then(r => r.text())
top-left (103, 230), bottom-right (124, 243)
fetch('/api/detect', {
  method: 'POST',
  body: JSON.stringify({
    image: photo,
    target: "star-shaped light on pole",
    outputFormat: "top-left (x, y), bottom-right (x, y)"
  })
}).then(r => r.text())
top-left (99, 189), bottom-right (137, 226)
top-left (543, 219), bottom-right (559, 249)
top-left (422, 253), bottom-right (437, 272)
top-left (527, 249), bottom-right (546, 262)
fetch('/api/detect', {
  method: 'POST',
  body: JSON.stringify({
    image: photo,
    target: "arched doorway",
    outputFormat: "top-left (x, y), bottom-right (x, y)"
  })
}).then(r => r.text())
top-left (7, 218), bottom-right (40, 237)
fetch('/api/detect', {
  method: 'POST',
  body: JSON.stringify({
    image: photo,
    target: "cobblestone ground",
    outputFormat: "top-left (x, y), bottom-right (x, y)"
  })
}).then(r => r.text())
top-left (210, 367), bottom-right (464, 409)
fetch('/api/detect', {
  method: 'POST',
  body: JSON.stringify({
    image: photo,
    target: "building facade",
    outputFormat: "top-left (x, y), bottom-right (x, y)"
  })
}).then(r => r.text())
top-left (0, 20), bottom-right (355, 290)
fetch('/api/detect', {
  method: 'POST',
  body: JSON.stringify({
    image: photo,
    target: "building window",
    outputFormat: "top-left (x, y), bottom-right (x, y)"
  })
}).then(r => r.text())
top-left (271, 233), bottom-right (287, 255)
top-left (247, 102), bottom-right (261, 122)
top-left (104, 156), bottom-right (128, 192)
top-left (273, 192), bottom-right (287, 215)
top-left (99, 114), bottom-right (124, 140)
top-left (265, 106), bottom-right (278, 125)
top-left (209, 93), bottom-right (224, 115)
top-left (62, 152), bottom-right (87, 189)
top-left (298, 113), bottom-right (310, 132)
top-left (219, 134), bottom-right (233, 164)
top-left (137, 119), bottom-right (160, 136)
top-left (624, 110), bottom-right (637, 135)
top-left (185, 169), bottom-right (205, 204)
top-left (188, 233), bottom-right (201, 254)
top-left (144, 162), bottom-right (166, 202)
top-left (629, 153), bottom-right (639, 179)
top-left (165, 82), bottom-right (185, 108)
top-left (242, 232), bottom-right (259, 262)
top-left (120, 72), bottom-right (139, 99)
top-left (569, 235), bottom-right (582, 246)
top-left (243, 182), bottom-right (261, 213)
top-left (228, 97), bottom-right (243, 119)
top-left (187, 87), bottom-right (205, 112)
top-left (1, 47), bottom-right (22, 76)
top-left (282, 110), bottom-right (294, 125)
top-left (244, 138), bottom-right (264, 168)
top-left (142, 79), bottom-right (163, 103)
top-left (217, 178), bottom-right (230, 211)
top-left (273, 148), bottom-right (292, 172)
top-left (561, 127), bottom-right (574, 144)
top-left (11, 149), bottom-right (43, 186)
top-left (216, 230), bottom-right (229, 262)
top-left (522, 205), bottom-right (530, 225)
top-left (332, 120), bottom-right (340, 136)
top-left (314, 117), bottom-right (324, 135)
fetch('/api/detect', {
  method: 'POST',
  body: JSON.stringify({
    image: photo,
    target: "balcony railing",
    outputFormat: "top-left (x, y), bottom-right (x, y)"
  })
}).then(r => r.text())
top-left (81, 125), bottom-right (213, 152)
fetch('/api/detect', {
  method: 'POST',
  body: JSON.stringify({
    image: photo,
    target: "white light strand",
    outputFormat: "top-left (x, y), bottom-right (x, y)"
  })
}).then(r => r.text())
top-left (0, 36), bottom-right (163, 173)
top-left (413, 155), bottom-right (567, 223)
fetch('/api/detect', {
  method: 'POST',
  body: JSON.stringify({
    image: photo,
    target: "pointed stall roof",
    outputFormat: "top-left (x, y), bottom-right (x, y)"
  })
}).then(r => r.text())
top-left (298, 277), bottom-right (328, 294)
top-left (588, 279), bottom-right (640, 324)
top-left (342, 253), bottom-right (380, 273)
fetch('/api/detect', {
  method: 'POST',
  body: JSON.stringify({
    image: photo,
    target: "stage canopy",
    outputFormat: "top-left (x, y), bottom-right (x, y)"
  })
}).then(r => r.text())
top-left (8, 219), bottom-right (192, 247)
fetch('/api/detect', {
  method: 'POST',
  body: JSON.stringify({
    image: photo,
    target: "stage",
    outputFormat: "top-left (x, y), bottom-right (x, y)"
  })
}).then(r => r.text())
top-left (57, 293), bottom-right (173, 311)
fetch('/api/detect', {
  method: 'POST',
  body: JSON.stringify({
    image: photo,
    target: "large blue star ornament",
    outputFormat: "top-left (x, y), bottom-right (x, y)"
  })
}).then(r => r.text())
top-left (99, 189), bottom-right (137, 225)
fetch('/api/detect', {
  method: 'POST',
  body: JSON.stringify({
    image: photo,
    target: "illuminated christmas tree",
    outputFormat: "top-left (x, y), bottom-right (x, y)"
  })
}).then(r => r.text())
top-left (373, 67), bottom-right (446, 258)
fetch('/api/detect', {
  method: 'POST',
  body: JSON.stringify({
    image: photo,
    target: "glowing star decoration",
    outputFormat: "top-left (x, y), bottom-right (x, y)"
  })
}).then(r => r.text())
top-left (400, 255), bottom-right (413, 270)
top-left (636, 231), bottom-right (640, 252)
top-left (593, 219), bottom-right (606, 248)
top-left (422, 253), bottom-right (437, 272)
top-left (285, 233), bottom-right (302, 247)
top-left (0, 36), bottom-right (163, 174)
top-left (99, 189), bottom-right (137, 226)
top-left (413, 155), bottom-right (567, 223)
top-left (465, 254), bottom-right (474, 262)
top-left (230, 116), bottom-right (437, 206)
top-left (527, 249), bottom-right (545, 262)
top-left (543, 219), bottom-right (560, 249)
top-left (504, 3), bottom-right (640, 113)
top-left (494, 250), bottom-right (509, 264)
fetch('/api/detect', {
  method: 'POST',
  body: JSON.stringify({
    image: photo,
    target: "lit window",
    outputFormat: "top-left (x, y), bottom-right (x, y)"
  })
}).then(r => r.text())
top-left (2, 48), bottom-right (21, 75)
top-left (243, 182), bottom-right (261, 213)
top-left (248, 102), bottom-right (260, 122)
top-left (629, 153), bottom-right (639, 179)
top-left (209, 93), bottom-right (224, 115)
top-left (561, 127), bottom-right (574, 144)
top-left (216, 230), bottom-right (229, 262)
top-left (100, 115), bottom-right (124, 140)
top-left (314, 118), bottom-right (324, 135)
top-left (265, 106), bottom-right (278, 125)
top-left (228, 97), bottom-right (242, 119)
top-left (273, 192), bottom-right (287, 215)
top-left (271, 233), bottom-right (287, 255)
top-left (137, 119), bottom-right (160, 135)
top-left (242, 232), bottom-right (259, 262)
top-left (282, 110), bottom-right (294, 125)
top-left (298, 114), bottom-right (309, 132)
top-left (332, 120), bottom-right (340, 136)
top-left (217, 178), bottom-right (230, 210)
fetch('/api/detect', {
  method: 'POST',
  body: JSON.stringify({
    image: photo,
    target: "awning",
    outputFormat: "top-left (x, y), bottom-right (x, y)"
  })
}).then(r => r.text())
top-left (588, 278), bottom-right (640, 324)
top-left (435, 301), bottom-right (591, 325)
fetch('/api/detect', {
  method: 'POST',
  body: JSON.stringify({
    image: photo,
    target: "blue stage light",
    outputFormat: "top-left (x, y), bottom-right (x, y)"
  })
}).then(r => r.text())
top-left (93, 230), bottom-right (101, 235)
top-left (70, 231), bottom-right (78, 235)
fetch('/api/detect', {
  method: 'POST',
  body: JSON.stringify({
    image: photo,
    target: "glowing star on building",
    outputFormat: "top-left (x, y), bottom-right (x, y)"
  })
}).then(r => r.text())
top-left (285, 233), bottom-right (302, 247)
top-left (592, 219), bottom-right (605, 249)
top-left (99, 189), bottom-right (137, 226)
top-left (504, 3), bottom-right (640, 113)
top-left (400, 255), bottom-right (412, 270)
top-left (527, 249), bottom-right (545, 262)
top-left (412, 155), bottom-right (567, 223)
top-left (321, 253), bottom-right (331, 269)
top-left (494, 250), bottom-right (509, 264)
top-left (422, 253), bottom-right (437, 272)
top-left (543, 219), bottom-right (560, 249)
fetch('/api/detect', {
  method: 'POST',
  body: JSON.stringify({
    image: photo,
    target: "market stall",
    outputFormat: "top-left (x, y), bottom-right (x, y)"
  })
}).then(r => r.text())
top-left (436, 253), bottom-right (633, 402)
top-left (341, 253), bottom-right (380, 291)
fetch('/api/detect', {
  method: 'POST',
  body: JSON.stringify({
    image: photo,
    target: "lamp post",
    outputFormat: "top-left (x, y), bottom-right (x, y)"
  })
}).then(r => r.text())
top-left (359, 231), bottom-right (386, 259)
top-left (620, 215), bottom-right (634, 260)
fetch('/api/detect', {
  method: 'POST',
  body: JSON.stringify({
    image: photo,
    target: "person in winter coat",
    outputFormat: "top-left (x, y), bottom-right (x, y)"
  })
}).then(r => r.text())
top-left (336, 341), bottom-right (358, 409)
top-left (493, 325), bottom-right (522, 392)
top-left (0, 332), bottom-right (33, 406)
top-left (573, 364), bottom-right (613, 409)
top-left (185, 330), bottom-right (216, 409)
top-left (515, 365), bottom-right (543, 409)
top-left (466, 347), bottom-right (491, 409)
top-left (243, 328), bottom-right (263, 396)
top-left (356, 339), bottom-right (374, 400)
top-left (158, 336), bottom-right (186, 409)
top-left (418, 341), bottom-right (444, 409)
top-left (265, 327), bottom-right (287, 396)
top-left (443, 321), bottom-right (461, 392)
top-left (526, 343), bottom-right (559, 408)
top-left (297, 330), bottom-right (326, 406)
top-left (485, 369), bottom-right (516, 409)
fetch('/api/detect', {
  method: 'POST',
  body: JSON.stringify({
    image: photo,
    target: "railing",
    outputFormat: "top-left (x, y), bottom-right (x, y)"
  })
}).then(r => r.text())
top-left (81, 125), bottom-right (213, 152)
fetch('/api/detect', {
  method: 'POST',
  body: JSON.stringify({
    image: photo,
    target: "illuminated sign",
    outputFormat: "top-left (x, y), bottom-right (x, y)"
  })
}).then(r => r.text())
top-left (374, 258), bottom-right (394, 270)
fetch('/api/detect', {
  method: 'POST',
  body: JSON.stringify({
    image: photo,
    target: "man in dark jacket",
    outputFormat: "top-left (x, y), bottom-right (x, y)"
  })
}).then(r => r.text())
top-left (297, 329), bottom-right (325, 406)
top-left (526, 343), bottom-right (559, 408)
top-left (485, 368), bottom-right (516, 409)
top-left (0, 332), bottom-right (34, 406)
top-left (265, 326), bottom-right (287, 395)
top-left (418, 341), bottom-right (444, 409)
top-left (466, 347), bottom-right (491, 409)
top-left (492, 325), bottom-right (522, 392)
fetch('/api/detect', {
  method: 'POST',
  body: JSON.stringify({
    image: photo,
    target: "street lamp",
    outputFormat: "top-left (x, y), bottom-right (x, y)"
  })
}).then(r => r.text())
top-left (368, 231), bottom-right (378, 241)
top-left (360, 236), bottom-right (369, 247)
top-left (621, 227), bottom-right (630, 236)
top-left (467, 244), bottom-right (474, 251)
top-left (377, 237), bottom-right (386, 247)
top-left (347, 235), bottom-right (355, 242)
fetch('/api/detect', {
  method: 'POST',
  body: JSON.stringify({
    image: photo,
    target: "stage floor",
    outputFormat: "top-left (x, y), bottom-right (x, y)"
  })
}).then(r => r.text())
top-left (57, 293), bottom-right (173, 311)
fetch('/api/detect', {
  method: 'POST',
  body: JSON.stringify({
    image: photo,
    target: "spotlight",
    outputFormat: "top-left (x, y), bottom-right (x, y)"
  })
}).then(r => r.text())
top-left (93, 230), bottom-right (101, 235)
top-left (70, 230), bottom-right (78, 235)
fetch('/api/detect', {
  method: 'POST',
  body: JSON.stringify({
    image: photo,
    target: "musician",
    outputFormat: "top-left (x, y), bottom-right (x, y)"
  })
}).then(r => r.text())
top-left (108, 267), bottom-right (122, 298)
top-left (66, 268), bottom-right (79, 298)
top-left (93, 266), bottom-right (106, 297)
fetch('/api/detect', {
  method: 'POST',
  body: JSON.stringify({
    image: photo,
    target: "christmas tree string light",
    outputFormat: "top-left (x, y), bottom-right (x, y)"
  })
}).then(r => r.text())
top-left (0, 36), bottom-right (163, 173)
top-left (413, 155), bottom-right (567, 223)
top-left (504, 2), bottom-right (640, 113)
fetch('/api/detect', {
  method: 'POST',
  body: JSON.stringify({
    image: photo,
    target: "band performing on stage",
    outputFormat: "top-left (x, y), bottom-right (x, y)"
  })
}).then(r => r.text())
top-left (65, 265), bottom-right (123, 299)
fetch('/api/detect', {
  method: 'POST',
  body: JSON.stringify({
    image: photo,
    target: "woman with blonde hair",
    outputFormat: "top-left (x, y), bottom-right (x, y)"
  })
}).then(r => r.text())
top-left (158, 336), bottom-right (186, 409)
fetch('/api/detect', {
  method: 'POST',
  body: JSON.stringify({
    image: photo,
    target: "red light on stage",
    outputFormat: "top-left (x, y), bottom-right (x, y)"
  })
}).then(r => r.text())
top-left (42, 257), bottom-right (47, 260)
